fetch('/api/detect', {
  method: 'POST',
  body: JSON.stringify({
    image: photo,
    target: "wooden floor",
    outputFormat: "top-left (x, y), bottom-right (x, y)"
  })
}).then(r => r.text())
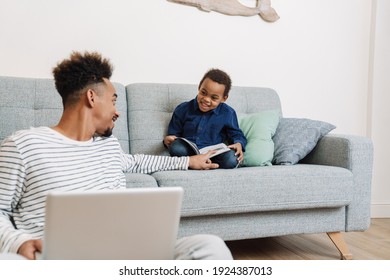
top-left (226, 218), bottom-right (390, 260)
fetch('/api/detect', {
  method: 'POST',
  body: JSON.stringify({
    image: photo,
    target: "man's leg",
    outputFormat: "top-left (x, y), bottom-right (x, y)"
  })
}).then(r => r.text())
top-left (174, 234), bottom-right (233, 260)
top-left (0, 253), bottom-right (27, 260)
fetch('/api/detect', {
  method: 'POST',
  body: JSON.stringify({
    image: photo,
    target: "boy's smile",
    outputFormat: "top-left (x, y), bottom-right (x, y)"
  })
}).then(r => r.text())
top-left (196, 78), bottom-right (227, 112)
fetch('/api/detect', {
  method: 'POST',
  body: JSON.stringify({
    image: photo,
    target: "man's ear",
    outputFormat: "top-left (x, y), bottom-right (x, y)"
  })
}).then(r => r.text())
top-left (86, 89), bottom-right (96, 108)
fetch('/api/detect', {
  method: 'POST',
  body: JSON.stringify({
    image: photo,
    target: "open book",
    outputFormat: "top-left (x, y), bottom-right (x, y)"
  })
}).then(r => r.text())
top-left (176, 137), bottom-right (230, 158)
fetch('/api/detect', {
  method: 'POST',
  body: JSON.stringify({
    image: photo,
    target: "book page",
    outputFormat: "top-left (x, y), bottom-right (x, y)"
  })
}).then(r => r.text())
top-left (199, 143), bottom-right (230, 158)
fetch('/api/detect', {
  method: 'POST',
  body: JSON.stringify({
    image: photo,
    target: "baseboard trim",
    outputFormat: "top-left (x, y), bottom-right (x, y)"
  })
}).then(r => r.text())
top-left (371, 203), bottom-right (390, 218)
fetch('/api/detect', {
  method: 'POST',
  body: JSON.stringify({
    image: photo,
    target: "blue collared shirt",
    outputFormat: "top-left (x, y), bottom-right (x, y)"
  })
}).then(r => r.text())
top-left (168, 98), bottom-right (247, 150)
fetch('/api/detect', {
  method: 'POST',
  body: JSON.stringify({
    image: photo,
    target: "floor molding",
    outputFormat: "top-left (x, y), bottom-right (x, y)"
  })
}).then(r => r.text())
top-left (371, 203), bottom-right (390, 218)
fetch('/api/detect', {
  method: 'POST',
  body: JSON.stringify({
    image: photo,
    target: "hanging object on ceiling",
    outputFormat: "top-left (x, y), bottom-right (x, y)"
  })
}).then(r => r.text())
top-left (167, 0), bottom-right (279, 22)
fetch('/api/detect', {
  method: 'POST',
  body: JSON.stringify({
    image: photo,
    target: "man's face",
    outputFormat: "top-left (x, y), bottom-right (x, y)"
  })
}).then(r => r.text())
top-left (93, 79), bottom-right (119, 137)
top-left (196, 78), bottom-right (227, 113)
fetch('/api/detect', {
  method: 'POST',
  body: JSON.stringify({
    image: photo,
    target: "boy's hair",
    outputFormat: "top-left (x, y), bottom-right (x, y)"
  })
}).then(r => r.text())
top-left (198, 68), bottom-right (232, 97)
top-left (52, 51), bottom-right (113, 107)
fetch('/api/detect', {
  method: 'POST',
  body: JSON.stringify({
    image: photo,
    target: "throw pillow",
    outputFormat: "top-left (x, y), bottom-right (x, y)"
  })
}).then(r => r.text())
top-left (238, 110), bottom-right (280, 167)
top-left (272, 118), bottom-right (336, 165)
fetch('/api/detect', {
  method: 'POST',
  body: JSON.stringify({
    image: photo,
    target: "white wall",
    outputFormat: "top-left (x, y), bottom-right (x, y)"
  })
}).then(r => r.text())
top-left (0, 0), bottom-right (388, 216)
top-left (369, 0), bottom-right (390, 217)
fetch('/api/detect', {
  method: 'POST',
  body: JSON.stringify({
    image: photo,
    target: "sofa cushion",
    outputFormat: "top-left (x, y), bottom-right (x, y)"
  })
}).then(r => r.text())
top-left (124, 173), bottom-right (159, 188)
top-left (238, 110), bottom-right (280, 166)
top-left (272, 118), bottom-right (336, 165)
top-left (151, 165), bottom-right (353, 217)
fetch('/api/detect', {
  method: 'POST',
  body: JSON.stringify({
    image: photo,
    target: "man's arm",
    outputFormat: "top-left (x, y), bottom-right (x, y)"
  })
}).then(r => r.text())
top-left (121, 148), bottom-right (218, 174)
top-left (0, 138), bottom-right (33, 254)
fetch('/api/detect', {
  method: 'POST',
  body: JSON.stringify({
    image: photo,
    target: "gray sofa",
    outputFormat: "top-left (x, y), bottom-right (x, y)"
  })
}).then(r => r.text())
top-left (0, 76), bottom-right (373, 259)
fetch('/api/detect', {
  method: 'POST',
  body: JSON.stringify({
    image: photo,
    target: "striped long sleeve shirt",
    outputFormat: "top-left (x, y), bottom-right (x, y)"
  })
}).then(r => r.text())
top-left (0, 127), bottom-right (189, 253)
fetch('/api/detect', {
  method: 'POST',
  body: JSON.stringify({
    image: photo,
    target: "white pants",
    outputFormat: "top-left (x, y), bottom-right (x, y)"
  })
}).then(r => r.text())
top-left (0, 234), bottom-right (233, 260)
top-left (174, 234), bottom-right (233, 260)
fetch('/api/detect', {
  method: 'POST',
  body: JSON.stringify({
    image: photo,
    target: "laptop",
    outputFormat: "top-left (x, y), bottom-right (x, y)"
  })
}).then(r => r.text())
top-left (40, 187), bottom-right (183, 260)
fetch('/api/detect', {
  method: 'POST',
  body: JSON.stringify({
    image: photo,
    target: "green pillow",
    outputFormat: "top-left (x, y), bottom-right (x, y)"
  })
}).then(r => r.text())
top-left (239, 110), bottom-right (280, 167)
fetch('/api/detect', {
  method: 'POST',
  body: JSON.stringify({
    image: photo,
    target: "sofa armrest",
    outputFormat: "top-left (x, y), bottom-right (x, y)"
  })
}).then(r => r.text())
top-left (301, 134), bottom-right (374, 231)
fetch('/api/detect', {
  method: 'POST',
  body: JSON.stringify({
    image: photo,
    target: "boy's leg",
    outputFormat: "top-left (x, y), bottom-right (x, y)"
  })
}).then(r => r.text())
top-left (211, 150), bottom-right (238, 169)
top-left (169, 139), bottom-right (197, 157)
top-left (174, 234), bottom-right (233, 260)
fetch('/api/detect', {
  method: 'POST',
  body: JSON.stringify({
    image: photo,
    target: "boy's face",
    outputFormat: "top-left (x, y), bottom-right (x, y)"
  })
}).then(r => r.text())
top-left (196, 78), bottom-right (227, 112)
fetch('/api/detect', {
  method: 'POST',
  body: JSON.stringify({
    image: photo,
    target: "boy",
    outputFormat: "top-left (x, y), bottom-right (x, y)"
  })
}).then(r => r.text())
top-left (164, 69), bottom-right (247, 169)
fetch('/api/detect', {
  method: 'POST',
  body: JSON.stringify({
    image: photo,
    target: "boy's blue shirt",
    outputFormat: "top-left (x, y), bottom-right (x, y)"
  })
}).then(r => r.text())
top-left (168, 97), bottom-right (247, 150)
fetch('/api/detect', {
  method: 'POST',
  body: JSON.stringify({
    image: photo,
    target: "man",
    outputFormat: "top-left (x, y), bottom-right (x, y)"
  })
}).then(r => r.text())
top-left (0, 51), bottom-right (232, 260)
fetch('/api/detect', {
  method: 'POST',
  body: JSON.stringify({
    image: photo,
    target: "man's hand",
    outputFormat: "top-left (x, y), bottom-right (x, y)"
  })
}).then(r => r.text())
top-left (188, 151), bottom-right (219, 170)
top-left (17, 239), bottom-right (42, 260)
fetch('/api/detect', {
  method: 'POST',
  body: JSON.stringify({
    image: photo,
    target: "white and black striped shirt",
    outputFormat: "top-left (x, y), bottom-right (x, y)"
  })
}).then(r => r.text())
top-left (0, 127), bottom-right (189, 253)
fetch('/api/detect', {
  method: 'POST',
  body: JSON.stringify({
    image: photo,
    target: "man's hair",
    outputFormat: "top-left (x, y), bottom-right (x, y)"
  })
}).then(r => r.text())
top-left (52, 51), bottom-right (113, 107)
top-left (198, 68), bottom-right (232, 97)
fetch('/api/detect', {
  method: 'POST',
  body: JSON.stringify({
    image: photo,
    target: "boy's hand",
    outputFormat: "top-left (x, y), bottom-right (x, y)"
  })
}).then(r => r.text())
top-left (164, 135), bottom-right (177, 147)
top-left (188, 151), bottom-right (219, 170)
top-left (228, 143), bottom-right (244, 163)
